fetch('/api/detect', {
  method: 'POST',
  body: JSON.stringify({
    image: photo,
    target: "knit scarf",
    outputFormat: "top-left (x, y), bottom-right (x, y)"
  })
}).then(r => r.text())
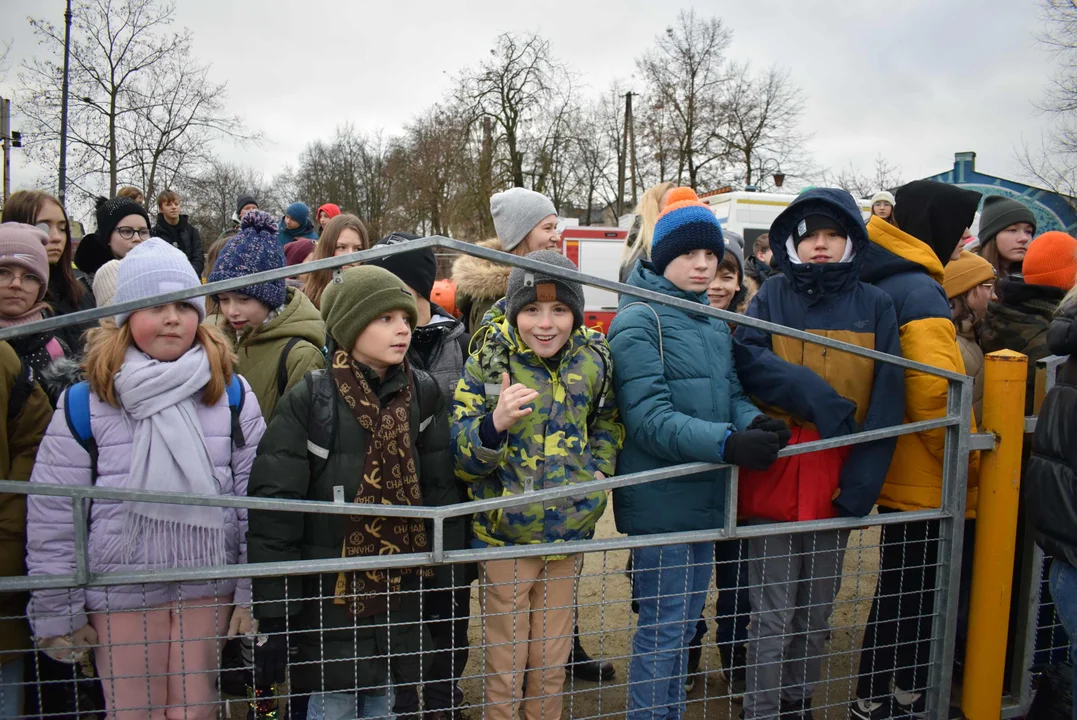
top-left (113, 345), bottom-right (226, 567)
top-left (330, 350), bottom-right (431, 618)
top-left (0, 302), bottom-right (49, 329)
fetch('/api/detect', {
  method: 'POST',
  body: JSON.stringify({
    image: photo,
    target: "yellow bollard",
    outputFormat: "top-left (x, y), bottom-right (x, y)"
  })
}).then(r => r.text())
top-left (962, 350), bottom-right (1028, 720)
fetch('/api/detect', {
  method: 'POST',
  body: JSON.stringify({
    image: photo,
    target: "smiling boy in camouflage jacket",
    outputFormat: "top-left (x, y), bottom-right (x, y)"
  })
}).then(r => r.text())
top-left (451, 250), bottom-right (623, 720)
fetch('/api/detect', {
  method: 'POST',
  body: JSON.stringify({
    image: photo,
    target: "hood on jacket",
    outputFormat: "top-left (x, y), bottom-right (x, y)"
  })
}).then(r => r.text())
top-left (769, 188), bottom-right (868, 299)
top-left (993, 276), bottom-right (1067, 319)
top-left (223, 286), bottom-right (325, 349)
top-left (73, 232), bottom-right (115, 275)
top-left (1048, 302), bottom-right (1077, 356)
top-left (893, 180), bottom-right (982, 265)
top-left (452, 237), bottom-right (512, 302)
top-left (861, 214), bottom-right (947, 286)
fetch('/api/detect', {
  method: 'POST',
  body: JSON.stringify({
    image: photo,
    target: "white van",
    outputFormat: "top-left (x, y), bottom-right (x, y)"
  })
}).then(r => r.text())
top-left (704, 191), bottom-right (873, 250)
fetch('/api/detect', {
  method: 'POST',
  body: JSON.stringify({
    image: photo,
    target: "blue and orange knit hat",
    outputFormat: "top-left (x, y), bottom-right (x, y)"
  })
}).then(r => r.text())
top-left (208, 210), bottom-right (286, 308)
top-left (650, 187), bottom-right (725, 275)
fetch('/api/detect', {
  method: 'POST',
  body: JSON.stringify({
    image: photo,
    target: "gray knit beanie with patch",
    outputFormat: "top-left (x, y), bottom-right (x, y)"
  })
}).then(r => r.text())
top-left (490, 188), bottom-right (558, 252)
top-left (506, 250), bottom-right (585, 328)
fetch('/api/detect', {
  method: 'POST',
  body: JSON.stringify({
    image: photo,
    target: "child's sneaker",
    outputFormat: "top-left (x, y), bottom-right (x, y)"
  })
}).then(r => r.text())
top-left (685, 643), bottom-right (702, 693)
top-left (720, 667), bottom-right (746, 700)
top-left (849, 698), bottom-right (903, 720)
top-left (779, 698), bottom-right (813, 719)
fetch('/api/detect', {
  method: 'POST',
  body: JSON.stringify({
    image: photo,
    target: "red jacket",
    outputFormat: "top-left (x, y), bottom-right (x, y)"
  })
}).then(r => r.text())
top-left (738, 427), bottom-right (850, 522)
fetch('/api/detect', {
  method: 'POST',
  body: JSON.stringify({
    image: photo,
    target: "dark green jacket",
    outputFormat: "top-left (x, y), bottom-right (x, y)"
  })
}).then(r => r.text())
top-left (246, 361), bottom-right (464, 692)
top-left (980, 277), bottom-right (1066, 415)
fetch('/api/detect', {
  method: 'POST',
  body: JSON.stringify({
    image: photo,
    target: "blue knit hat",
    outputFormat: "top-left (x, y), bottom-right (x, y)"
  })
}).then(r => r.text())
top-left (285, 202), bottom-right (310, 227)
top-left (112, 238), bottom-right (206, 326)
top-left (650, 187), bottom-right (725, 275)
top-left (208, 210), bottom-right (286, 309)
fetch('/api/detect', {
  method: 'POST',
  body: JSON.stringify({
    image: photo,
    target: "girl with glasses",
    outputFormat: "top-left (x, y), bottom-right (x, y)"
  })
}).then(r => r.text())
top-left (0, 224), bottom-right (71, 404)
top-left (74, 196), bottom-right (153, 287)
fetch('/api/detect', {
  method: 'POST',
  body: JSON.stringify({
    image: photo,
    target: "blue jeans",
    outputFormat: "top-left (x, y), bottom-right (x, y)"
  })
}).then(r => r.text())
top-left (0, 656), bottom-right (24, 720)
top-left (1048, 559), bottom-right (1077, 720)
top-left (307, 688), bottom-right (393, 720)
top-left (628, 542), bottom-right (715, 720)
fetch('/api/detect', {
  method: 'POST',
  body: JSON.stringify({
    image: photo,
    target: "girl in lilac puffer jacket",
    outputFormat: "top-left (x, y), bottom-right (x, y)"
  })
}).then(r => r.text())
top-left (25, 239), bottom-right (266, 720)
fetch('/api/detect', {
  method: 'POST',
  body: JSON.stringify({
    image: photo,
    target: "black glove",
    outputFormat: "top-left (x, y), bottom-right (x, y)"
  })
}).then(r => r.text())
top-left (749, 415), bottom-right (792, 449)
top-left (723, 429), bottom-right (780, 470)
top-left (253, 618), bottom-right (289, 687)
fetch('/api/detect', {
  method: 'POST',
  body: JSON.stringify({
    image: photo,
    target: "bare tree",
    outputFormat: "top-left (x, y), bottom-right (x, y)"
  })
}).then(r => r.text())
top-left (181, 160), bottom-right (272, 241)
top-left (1019, 0), bottom-right (1077, 202)
top-left (719, 63), bottom-right (810, 190)
top-left (292, 126), bottom-right (399, 239)
top-left (635, 10), bottom-right (732, 189)
top-left (461, 32), bottom-right (571, 190)
top-left (0, 40), bottom-right (12, 83)
top-left (18, 0), bottom-right (248, 201)
top-left (822, 155), bottom-right (904, 199)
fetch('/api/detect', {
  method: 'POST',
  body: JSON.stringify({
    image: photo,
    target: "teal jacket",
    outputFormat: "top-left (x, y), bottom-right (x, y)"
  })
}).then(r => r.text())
top-left (607, 261), bottom-right (761, 535)
top-left (451, 299), bottom-right (624, 549)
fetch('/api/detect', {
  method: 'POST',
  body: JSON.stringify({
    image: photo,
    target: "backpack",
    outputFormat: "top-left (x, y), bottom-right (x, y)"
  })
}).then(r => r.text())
top-left (63, 375), bottom-right (247, 484)
top-left (7, 357), bottom-right (37, 423)
top-left (303, 366), bottom-right (440, 480)
top-left (276, 336), bottom-right (329, 398)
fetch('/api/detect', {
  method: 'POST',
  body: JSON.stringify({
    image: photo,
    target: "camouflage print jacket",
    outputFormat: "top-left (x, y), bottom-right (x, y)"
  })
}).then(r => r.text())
top-left (451, 299), bottom-right (625, 549)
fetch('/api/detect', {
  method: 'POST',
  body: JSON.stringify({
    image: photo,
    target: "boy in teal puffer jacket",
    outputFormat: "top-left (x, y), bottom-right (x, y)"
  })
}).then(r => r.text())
top-left (607, 187), bottom-right (787, 720)
top-left (452, 251), bottom-right (623, 720)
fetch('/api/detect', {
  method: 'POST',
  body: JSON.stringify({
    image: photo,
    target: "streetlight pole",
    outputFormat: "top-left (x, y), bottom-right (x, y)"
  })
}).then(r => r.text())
top-left (1, 96), bottom-right (10, 203)
top-left (58, 0), bottom-right (73, 205)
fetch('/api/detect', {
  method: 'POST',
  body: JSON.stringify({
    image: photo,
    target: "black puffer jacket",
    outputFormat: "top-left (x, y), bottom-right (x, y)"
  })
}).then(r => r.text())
top-left (1025, 303), bottom-right (1077, 568)
top-left (246, 358), bottom-right (465, 693)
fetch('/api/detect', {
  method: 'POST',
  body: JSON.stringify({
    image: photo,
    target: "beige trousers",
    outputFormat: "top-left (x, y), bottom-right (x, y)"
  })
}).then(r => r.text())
top-left (479, 555), bottom-right (578, 720)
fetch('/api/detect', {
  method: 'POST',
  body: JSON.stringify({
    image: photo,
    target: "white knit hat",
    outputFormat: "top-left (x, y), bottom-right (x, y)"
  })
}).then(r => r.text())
top-left (92, 260), bottom-right (121, 307)
top-left (112, 238), bottom-right (206, 326)
top-left (871, 190), bottom-right (896, 206)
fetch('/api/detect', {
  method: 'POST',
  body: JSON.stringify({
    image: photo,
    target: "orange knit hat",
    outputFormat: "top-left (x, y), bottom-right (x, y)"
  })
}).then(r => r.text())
top-left (1023, 231), bottom-right (1077, 291)
top-left (943, 251), bottom-right (995, 299)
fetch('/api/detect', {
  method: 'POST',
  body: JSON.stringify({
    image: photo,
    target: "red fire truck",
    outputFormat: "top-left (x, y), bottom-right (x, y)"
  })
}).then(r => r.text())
top-left (560, 225), bottom-right (628, 334)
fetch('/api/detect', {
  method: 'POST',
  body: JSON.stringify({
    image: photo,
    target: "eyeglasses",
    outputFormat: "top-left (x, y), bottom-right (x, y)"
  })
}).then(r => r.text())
top-left (0, 266), bottom-right (44, 291)
top-left (114, 226), bottom-right (151, 240)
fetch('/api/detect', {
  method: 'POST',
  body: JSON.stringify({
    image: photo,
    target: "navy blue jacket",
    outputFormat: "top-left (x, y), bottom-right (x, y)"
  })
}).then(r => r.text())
top-left (734, 188), bottom-right (904, 517)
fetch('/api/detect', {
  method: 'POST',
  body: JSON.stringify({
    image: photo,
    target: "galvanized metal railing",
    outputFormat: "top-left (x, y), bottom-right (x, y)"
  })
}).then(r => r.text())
top-left (0, 235), bottom-right (992, 718)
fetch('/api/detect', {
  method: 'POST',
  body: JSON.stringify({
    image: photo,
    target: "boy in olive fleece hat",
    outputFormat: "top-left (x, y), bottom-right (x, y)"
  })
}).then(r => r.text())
top-left (247, 265), bottom-right (465, 719)
top-left (452, 250), bottom-right (624, 719)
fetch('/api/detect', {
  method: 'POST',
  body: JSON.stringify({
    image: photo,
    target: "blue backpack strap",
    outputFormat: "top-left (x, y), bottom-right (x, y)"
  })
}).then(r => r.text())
top-left (226, 375), bottom-right (247, 448)
top-left (63, 381), bottom-right (99, 484)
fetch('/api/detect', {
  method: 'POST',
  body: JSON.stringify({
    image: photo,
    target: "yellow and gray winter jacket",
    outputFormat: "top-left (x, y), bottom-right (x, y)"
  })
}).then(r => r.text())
top-left (451, 299), bottom-right (624, 548)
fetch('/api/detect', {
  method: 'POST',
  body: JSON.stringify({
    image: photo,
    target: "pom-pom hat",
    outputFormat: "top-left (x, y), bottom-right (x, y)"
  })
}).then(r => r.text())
top-left (650, 187), bottom-right (725, 275)
top-left (208, 210), bottom-right (287, 309)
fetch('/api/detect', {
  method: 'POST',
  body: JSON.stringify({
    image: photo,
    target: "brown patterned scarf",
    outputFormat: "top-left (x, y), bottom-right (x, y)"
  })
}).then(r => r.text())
top-left (330, 350), bottom-right (431, 618)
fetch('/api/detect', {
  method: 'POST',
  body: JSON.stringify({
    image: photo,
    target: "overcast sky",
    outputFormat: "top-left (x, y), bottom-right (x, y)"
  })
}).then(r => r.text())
top-left (0, 0), bottom-right (1057, 217)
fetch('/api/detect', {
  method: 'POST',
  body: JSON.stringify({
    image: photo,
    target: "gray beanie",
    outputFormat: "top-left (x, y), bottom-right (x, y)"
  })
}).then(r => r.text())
top-left (978, 195), bottom-right (1037, 247)
top-left (490, 188), bottom-right (558, 252)
top-left (112, 238), bottom-right (206, 326)
top-left (506, 250), bottom-right (584, 328)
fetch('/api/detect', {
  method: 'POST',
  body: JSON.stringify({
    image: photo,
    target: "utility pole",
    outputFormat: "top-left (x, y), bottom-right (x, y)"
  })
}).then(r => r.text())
top-left (617, 91), bottom-right (632, 217)
top-left (58, 0), bottom-right (73, 204)
top-left (627, 91), bottom-right (638, 208)
top-left (1, 97), bottom-right (10, 204)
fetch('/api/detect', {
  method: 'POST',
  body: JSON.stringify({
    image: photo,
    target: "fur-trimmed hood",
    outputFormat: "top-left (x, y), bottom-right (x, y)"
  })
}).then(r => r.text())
top-left (452, 237), bottom-right (512, 301)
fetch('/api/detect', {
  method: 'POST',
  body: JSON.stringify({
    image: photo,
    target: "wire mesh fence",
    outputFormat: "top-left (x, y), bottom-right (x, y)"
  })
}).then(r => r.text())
top-left (0, 236), bottom-right (982, 719)
top-left (0, 510), bottom-right (961, 720)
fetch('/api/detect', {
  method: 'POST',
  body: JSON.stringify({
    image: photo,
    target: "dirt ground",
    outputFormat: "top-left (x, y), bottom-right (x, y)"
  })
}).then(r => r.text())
top-left (458, 512), bottom-right (884, 719)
